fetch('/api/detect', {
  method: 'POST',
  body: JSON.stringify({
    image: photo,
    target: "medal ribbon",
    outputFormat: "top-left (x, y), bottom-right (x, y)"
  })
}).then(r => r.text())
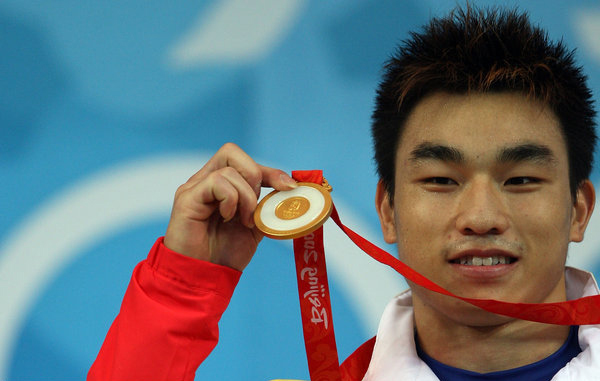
top-left (288, 170), bottom-right (600, 381)
top-left (292, 172), bottom-right (341, 381)
top-left (329, 205), bottom-right (600, 325)
top-left (293, 228), bottom-right (342, 381)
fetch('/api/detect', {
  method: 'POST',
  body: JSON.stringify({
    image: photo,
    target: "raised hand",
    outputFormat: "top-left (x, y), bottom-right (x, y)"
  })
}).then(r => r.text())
top-left (164, 143), bottom-right (297, 271)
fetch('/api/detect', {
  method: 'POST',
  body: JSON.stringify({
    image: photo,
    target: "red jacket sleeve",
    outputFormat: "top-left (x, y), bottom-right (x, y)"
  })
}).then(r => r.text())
top-left (87, 237), bottom-right (241, 381)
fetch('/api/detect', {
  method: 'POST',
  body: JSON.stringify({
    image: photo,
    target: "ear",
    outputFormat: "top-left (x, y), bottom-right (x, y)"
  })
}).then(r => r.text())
top-left (569, 180), bottom-right (596, 242)
top-left (375, 181), bottom-right (398, 243)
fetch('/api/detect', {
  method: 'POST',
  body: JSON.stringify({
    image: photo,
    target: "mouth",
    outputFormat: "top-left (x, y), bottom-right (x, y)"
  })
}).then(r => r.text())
top-left (447, 249), bottom-right (520, 281)
top-left (448, 249), bottom-right (519, 268)
top-left (450, 255), bottom-right (517, 266)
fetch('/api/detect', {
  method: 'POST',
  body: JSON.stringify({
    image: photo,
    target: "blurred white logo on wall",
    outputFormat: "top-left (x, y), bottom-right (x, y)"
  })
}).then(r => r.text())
top-left (167, 0), bottom-right (307, 68)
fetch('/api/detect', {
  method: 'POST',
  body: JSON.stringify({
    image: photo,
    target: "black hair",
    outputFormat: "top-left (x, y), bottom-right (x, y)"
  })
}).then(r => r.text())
top-left (372, 5), bottom-right (596, 201)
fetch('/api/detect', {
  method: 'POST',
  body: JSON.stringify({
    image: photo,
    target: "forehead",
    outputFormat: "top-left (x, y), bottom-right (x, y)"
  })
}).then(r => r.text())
top-left (397, 92), bottom-right (566, 162)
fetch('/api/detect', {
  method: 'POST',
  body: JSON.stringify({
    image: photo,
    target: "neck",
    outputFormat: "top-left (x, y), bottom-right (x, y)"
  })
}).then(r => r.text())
top-left (412, 271), bottom-right (571, 372)
top-left (415, 313), bottom-right (570, 373)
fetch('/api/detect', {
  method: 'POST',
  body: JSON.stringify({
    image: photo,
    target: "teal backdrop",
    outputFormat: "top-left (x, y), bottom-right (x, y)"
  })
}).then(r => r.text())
top-left (0, 1), bottom-right (598, 379)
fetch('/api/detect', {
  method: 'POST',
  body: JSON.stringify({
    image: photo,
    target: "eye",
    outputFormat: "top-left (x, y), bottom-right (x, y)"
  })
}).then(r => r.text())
top-left (424, 177), bottom-right (458, 186)
top-left (504, 177), bottom-right (541, 186)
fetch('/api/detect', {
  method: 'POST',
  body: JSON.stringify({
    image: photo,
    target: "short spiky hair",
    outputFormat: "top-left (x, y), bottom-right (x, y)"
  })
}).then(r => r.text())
top-left (372, 5), bottom-right (597, 200)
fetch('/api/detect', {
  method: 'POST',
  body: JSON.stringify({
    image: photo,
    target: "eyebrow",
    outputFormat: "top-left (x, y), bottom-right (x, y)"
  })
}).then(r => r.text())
top-left (409, 142), bottom-right (465, 164)
top-left (409, 142), bottom-right (557, 166)
top-left (496, 143), bottom-right (557, 165)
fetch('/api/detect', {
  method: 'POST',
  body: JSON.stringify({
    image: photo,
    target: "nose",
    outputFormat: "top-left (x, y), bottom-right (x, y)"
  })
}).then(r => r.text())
top-left (455, 180), bottom-right (509, 236)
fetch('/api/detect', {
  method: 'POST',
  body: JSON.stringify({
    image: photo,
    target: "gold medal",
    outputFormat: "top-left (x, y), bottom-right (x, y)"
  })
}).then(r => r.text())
top-left (254, 181), bottom-right (333, 239)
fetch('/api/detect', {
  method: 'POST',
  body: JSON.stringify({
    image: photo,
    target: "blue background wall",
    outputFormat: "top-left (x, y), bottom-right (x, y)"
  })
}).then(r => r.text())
top-left (0, 1), bottom-right (598, 379)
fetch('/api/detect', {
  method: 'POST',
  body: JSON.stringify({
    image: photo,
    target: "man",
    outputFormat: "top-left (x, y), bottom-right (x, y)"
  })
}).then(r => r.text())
top-left (89, 5), bottom-right (597, 380)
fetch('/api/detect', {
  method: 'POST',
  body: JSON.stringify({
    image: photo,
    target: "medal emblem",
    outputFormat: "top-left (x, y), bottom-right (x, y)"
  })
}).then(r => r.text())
top-left (254, 182), bottom-right (333, 239)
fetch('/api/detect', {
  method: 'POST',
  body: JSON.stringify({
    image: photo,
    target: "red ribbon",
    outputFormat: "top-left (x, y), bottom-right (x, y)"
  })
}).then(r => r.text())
top-left (329, 206), bottom-right (600, 326)
top-left (292, 171), bottom-right (341, 381)
top-left (289, 170), bottom-right (600, 381)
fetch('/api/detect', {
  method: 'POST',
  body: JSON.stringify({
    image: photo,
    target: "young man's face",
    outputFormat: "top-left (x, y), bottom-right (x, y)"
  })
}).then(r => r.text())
top-left (376, 91), bottom-right (594, 326)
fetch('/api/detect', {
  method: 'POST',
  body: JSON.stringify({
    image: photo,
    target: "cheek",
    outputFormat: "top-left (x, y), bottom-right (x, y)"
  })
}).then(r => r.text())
top-left (511, 197), bottom-right (572, 258)
top-left (513, 194), bottom-right (571, 231)
top-left (393, 195), bottom-right (448, 265)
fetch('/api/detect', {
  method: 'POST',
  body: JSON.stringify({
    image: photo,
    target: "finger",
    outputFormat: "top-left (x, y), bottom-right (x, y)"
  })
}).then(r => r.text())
top-left (202, 172), bottom-right (240, 222)
top-left (180, 167), bottom-right (245, 220)
top-left (217, 167), bottom-right (260, 227)
top-left (188, 166), bottom-right (259, 227)
top-left (191, 143), bottom-right (297, 196)
top-left (188, 143), bottom-right (260, 187)
top-left (258, 164), bottom-right (298, 192)
top-left (210, 166), bottom-right (295, 228)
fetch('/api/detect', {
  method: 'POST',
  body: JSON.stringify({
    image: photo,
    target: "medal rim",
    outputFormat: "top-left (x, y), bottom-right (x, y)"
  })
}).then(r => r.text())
top-left (254, 182), bottom-right (333, 240)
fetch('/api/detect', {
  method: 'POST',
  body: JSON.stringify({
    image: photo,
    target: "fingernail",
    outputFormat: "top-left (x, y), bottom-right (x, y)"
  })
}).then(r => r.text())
top-left (281, 174), bottom-right (298, 188)
top-left (222, 209), bottom-right (235, 223)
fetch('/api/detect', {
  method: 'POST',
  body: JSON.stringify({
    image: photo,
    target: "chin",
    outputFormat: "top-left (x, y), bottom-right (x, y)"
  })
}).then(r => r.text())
top-left (412, 287), bottom-right (518, 328)
top-left (450, 305), bottom-right (516, 328)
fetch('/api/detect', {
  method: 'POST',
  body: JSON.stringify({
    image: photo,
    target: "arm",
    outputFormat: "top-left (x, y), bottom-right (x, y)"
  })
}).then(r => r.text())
top-left (88, 238), bottom-right (241, 381)
top-left (88, 143), bottom-right (297, 380)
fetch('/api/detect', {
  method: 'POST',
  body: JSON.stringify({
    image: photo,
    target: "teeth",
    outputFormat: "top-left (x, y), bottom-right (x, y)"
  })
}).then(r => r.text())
top-left (454, 256), bottom-right (512, 266)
